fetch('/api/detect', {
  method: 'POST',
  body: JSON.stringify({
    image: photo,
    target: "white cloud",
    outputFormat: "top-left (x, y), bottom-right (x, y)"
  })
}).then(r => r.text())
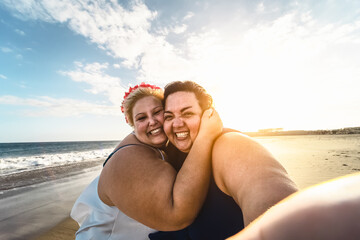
top-left (0, 60), bottom-right (126, 118)
top-left (60, 62), bottom-right (126, 105)
top-left (137, 36), bottom-right (196, 84)
top-left (113, 64), bottom-right (121, 69)
top-left (1, 0), bottom-right (53, 21)
top-left (14, 29), bottom-right (25, 35)
top-left (183, 12), bottom-right (194, 20)
top-left (1, 47), bottom-right (12, 53)
top-left (0, 95), bottom-right (120, 117)
top-left (2, 0), bottom-right (360, 130)
top-left (211, 11), bottom-right (360, 130)
top-left (0, 74), bottom-right (7, 79)
top-left (2, 0), bottom-right (195, 78)
top-left (172, 24), bottom-right (187, 34)
top-left (256, 2), bottom-right (265, 13)
top-left (2, 0), bottom-right (157, 68)
top-left (1, 0), bottom-right (199, 85)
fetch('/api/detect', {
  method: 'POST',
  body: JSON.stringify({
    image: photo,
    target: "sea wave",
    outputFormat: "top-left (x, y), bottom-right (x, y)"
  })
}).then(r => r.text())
top-left (0, 148), bottom-right (113, 176)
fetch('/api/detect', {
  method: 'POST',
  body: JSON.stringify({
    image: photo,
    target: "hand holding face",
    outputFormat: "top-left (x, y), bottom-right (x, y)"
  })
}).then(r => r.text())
top-left (197, 108), bottom-right (223, 141)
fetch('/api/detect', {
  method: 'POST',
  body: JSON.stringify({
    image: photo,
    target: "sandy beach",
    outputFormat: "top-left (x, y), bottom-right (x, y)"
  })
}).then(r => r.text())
top-left (256, 134), bottom-right (360, 189)
top-left (0, 160), bottom-right (104, 240)
top-left (1, 134), bottom-right (360, 240)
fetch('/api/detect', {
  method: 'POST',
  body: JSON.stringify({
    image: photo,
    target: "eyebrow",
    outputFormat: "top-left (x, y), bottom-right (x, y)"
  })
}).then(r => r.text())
top-left (153, 106), bottom-right (164, 111)
top-left (164, 106), bottom-right (192, 115)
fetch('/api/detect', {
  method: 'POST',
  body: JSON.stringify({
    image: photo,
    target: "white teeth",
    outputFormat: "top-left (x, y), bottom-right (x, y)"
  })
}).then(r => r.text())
top-left (176, 132), bottom-right (189, 138)
top-left (150, 128), bottom-right (161, 135)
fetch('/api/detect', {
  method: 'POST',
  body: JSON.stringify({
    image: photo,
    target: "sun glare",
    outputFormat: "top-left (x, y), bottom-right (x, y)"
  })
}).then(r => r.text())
top-left (197, 45), bottom-right (306, 132)
top-left (190, 20), bottom-right (347, 133)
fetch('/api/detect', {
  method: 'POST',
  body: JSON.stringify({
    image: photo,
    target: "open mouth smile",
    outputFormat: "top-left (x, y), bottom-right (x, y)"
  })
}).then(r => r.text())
top-left (149, 128), bottom-right (162, 135)
top-left (175, 132), bottom-right (189, 139)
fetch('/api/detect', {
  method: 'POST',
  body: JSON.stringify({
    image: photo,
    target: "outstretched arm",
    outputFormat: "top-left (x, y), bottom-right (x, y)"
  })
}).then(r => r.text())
top-left (228, 173), bottom-right (360, 240)
top-left (212, 132), bottom-right (298, 226)
top-left (98, 109), bottom-right (222, 231)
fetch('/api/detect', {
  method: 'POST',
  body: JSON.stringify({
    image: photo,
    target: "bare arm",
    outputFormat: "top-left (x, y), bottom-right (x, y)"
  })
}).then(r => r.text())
top-left (228, 173), bottom-right (360, 240)
top-left (98, 109), bottom-right (222, 230)
top-left (212, 132), bottom-right (298, 226)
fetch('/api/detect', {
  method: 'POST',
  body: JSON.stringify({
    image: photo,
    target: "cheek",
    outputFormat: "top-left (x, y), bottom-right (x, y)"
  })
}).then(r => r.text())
top-left (156, 114), bottom-right (165, 124)
top-left (189, 118), bottom-right (201, 138)
top-left (134, 122), bottom-right (146, 135)
top-left (163, 122), bottom-right (171, 136)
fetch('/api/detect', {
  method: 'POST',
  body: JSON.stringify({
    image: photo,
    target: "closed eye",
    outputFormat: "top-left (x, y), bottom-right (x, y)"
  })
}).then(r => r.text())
top-left (183, 112), bottom-right (194, 117)
top-left (136, 116), bottom-right (146, 121)
top-left (164, 114), bottom-right (173, 121)
top-left (154, 109), bottom-right (163, 115)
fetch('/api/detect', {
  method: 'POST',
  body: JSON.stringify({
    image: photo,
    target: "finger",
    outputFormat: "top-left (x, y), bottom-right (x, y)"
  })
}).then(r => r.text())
top-left (208, 108), bottom-right (214, 117)
top-left (202, 108), bottom-right (212, 118)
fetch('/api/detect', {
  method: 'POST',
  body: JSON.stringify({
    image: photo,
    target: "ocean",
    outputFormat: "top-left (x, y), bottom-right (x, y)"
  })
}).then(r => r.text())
top-left (1, 134), bottom-right (359, 183)
top-left (0, 140), bottom-right (119, 176)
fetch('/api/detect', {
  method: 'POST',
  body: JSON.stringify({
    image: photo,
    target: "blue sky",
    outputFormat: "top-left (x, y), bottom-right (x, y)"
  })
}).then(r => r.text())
top-left (1, 0), bottom-right (360, 142)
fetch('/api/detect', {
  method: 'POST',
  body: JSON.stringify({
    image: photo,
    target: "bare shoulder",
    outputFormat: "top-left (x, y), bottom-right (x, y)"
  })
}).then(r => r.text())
top-left (102, 133), bottom-right (166, 178)
top-left (111, 145), bottom-right (159, 168)
top-left (212, 131), bottom-right (296, 200)
top-left (213, 132), bottom-right (272, 160)
top-left (98, 144), bottom-right (172, 205)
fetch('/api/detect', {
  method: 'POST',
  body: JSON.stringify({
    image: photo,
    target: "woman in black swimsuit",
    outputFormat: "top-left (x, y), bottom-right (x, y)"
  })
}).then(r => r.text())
top-left (149, 81), bottom-right (297, 239)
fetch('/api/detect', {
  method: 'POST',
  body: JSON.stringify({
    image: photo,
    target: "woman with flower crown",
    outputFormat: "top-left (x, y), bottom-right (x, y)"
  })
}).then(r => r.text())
top-left (71, 82), bottom-right (223, 239)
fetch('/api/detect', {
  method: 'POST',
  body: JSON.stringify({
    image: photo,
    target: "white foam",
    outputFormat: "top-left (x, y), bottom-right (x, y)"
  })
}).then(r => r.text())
top-left (0, 148), bottom-right (113, 176)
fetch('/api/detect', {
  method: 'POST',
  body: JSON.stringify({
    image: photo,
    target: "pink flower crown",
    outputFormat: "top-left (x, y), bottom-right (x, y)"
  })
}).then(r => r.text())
top-left (121, 82), bottom-right (161, 123)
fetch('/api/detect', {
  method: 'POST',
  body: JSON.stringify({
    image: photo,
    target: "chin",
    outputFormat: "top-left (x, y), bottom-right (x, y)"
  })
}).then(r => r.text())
top-left (152, 138), bottom-right (167, 147)
top-left (180, 149), bottom-right (190, 153)
top-left (177, 145), bottom-right (191, 153)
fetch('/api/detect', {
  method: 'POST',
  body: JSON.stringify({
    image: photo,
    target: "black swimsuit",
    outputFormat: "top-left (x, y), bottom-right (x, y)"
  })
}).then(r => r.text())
top-left (104, 141), bottom-right (244, 240)
top-left (149, 151), bottom-right (244, 240)
top-left (103, 143), bottom-right (166, 167)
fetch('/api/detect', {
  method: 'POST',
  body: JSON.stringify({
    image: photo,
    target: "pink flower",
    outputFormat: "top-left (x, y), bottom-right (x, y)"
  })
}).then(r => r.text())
top-left (120, 83), bottom-right (161, 115)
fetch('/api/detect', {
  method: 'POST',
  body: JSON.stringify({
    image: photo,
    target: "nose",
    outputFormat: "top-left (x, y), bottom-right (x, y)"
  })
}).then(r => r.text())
top-left (173, 117), bottom-right (184, 128)
top-left (149, 116), bottom-right (157, 126)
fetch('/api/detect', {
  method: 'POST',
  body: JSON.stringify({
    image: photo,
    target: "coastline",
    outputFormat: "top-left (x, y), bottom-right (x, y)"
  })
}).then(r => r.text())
top-left (0, 159), bottom-right (104, 240)
top-left (0, 159), bottom-right (104, 198)
top-left (244, 127), bottom-right (360, 137)
top-left (1, 134), bottom-right (360, 239)
top-left (34, 218), bottom-right (79, 240)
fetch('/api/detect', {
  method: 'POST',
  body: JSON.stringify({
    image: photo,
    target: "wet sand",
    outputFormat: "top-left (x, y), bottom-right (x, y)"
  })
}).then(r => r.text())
top-left (2, 134), bottom-right (360, 239)
top-left (0, 160), bottom-right (103, 240)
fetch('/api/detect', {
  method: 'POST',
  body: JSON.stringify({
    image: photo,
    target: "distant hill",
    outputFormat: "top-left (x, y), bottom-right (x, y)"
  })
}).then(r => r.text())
top-left (245, 127), bottom-right (360, 137)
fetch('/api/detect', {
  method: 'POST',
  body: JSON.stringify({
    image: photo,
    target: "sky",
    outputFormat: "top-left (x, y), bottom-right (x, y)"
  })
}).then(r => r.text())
top-left (0, 0), bottom-right (360, 143)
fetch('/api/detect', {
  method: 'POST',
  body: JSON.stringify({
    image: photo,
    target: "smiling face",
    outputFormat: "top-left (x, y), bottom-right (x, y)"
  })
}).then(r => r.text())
top-left (132, 96), bottom-right (167, 147)
top-left (163, 91), bottom-right (202, 153)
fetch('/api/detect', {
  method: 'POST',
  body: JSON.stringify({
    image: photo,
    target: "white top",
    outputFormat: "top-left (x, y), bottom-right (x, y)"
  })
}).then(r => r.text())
top-left (71, 176), bottom-right (156, 240)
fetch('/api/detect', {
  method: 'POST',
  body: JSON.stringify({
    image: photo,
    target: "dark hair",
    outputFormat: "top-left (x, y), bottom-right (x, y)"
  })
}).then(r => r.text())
top-left (163, 81), bottom-right (213, 111)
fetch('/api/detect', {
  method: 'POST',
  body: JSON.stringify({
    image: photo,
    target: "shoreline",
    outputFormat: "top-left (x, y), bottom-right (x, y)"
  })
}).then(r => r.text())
top-left (245, 131), bottom-right (360, 137)
top-left (0, 159), bottom-right (104, 240)
top-left (33, 217), bottom-right (79, 240)
top-left (0, 159), bottom-right (104, 198)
